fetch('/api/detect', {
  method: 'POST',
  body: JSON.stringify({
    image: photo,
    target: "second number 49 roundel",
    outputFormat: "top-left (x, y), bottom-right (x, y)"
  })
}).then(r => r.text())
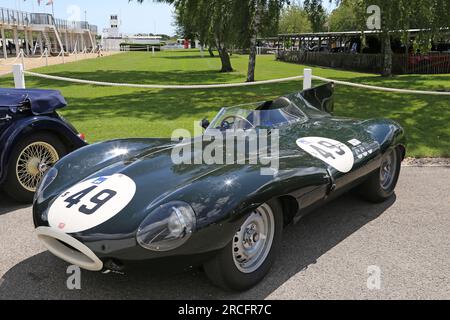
top-left (296, 137), bottom-right (355, 173)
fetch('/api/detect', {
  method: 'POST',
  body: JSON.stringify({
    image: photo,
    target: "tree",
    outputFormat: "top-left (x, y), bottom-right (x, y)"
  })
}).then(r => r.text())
top-left (135, 0), bottom-right (235, 72)
top-left (330, 0), bottom-right (450, 76)
top-left (363, 0), bottom-right (450, 76)
top-left (136, 0), bottom-right (286, 78)
top-left (328, 0), bottom-right (362, 32)
top-left (304, 0), bottom-right (327, 32)
top-left (279, 3), bottom-right (313, 34)
top-left (245, 0), bottom-right (287, 82)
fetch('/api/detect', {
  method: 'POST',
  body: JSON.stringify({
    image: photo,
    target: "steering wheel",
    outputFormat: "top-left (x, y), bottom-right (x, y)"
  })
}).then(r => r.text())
top-left (221, 115), bottom-right (255, 130)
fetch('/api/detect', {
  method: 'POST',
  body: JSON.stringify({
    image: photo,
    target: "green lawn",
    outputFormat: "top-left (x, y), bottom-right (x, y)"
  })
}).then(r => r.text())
top-left (1, 50), bottom-right (449, 157)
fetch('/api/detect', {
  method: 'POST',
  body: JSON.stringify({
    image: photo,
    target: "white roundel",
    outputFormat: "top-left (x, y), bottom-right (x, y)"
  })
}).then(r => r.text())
top-left (48, 174), bottom-right (136, 234)
top-left (296, 137), bottom-right (354, 173)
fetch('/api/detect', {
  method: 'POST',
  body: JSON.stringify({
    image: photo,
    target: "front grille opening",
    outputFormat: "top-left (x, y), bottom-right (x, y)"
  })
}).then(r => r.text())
top-left (57, 239), bottom-right (81, 253)
top-left (36, 229), bottom-right (103, 272)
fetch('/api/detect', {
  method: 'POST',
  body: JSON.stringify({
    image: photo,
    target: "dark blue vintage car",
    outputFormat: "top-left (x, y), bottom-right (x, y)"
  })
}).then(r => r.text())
top-left (0, 88), bottom-right (86, 203)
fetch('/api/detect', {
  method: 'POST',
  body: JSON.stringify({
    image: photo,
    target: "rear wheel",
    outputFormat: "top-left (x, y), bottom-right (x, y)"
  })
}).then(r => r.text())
top-left (3, 133), bottom-right (66, 203)
top-left (359, 147), bottom-right (401, 203)
top-left (203, 199), bottom-right (283, 291)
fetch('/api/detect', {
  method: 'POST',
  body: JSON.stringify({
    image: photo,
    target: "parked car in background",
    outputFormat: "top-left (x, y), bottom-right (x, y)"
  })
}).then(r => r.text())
top-left (408, 53), bottom-right (450, 73)
top-left (0, 88), bottom-right (86, 203)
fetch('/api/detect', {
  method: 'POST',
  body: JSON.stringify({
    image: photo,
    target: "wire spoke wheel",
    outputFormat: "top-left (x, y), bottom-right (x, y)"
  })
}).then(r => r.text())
top-left (16, 142), bottom-right (59, 192)
top-left (232, 203), bottom-right (275, 274)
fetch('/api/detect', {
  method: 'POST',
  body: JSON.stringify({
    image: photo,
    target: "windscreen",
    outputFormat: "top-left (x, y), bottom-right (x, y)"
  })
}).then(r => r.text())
top-left (207, 100), bottom-right (307, 132)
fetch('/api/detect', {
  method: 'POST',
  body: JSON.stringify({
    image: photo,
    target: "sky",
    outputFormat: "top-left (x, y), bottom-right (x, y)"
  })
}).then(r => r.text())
top-left (1, 0), bottom-right (337, 36)
top-left (1, 0), bottom-right (177, 35)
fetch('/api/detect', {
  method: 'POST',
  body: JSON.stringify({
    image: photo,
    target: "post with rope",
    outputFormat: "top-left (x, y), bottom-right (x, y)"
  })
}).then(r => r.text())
top-left (13, 64), bottom-right (26, 89)
top-left (303, 68), bottom-right (312, 90)
top-left (45, 48), bottom-right (49, 67)
top-left (1, 27), bottom-right (7, 59)
top-left (152, 46), bottom-right (155, 56)
top-left (20, 49), bottom-right (25, 68)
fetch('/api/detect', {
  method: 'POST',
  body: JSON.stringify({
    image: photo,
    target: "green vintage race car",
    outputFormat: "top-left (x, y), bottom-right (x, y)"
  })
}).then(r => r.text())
top-left (33, 83), bottom-right (406, 291)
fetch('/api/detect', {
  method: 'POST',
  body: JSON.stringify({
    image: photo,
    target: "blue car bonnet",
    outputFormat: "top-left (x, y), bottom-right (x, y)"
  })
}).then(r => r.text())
top-left (0, 88), bottom-right (67, 115)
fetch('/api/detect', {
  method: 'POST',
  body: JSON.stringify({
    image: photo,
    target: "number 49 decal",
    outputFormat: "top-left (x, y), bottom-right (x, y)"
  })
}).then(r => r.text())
top-left (64, 186), bottom-right (117, 215)
top-left (48, 174), bottom-right (136, 234)
top-left (297, 137), bottom-right (354, 173)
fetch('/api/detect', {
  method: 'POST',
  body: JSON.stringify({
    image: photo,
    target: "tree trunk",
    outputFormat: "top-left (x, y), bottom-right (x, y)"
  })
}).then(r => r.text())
top-left (208, 47), bottom-right (214, 57)
top-left (247, 0), bottom-right (262, 82)
top-left (217, 46), bottom-right (233, 72)
top-left (382, 33), bottom-right (392, 77)
top-left (247, 45), bottom-right (257, 82)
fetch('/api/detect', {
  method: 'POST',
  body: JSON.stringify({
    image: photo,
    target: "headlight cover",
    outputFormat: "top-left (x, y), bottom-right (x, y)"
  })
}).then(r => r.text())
top-left (34, 167), bottom-right (58, 203)
top-left (137, 201), bottom-right (196, 252)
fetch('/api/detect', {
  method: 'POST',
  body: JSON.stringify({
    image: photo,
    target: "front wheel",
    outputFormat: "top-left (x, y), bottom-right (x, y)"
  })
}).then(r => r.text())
top-left (203, 199), bottom-right (283, 291)
top-left (359, 147), bottom-right (402, 203)
top-left (3, 133), bottom-right (67, 203)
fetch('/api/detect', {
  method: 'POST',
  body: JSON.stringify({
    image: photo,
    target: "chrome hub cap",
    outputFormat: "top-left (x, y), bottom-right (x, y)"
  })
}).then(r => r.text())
top-left (16, 142), bottom-right (59, 192)
top-left (233, 203), bottom-right (275, 274)
top-left (380, 149), bottom-right (397, 191)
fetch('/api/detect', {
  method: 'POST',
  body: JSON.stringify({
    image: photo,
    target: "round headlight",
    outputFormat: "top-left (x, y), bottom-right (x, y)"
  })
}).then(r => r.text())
top-left (137, 201), bottom-right (196, 252)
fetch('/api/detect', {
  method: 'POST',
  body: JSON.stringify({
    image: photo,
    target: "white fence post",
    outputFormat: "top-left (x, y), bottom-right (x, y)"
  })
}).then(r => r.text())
top-left (20, 49), bottom-right (25, 67)
top-left (45, 48), bottom-right (49, 66)
top-left (13, 64), bottom-right (25, 89)
top-left (303, 68), bottom-right (312, 90)
top-left (152, 46), bottom-right (155, 56)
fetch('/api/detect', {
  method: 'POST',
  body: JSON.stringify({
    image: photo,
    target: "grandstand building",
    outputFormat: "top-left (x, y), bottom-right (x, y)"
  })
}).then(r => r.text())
top-left (0, 6), bottom-right (98, 58)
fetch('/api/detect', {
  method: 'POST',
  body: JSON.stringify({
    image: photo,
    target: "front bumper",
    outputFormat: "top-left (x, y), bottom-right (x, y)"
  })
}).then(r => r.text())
top-left (35, 226), bottom-right (220, 273)
top-left (36, 227), bottom-right (103, 271)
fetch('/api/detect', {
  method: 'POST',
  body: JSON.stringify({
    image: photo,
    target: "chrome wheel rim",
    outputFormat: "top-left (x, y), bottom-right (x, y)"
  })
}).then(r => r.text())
top-left (16, 142), bottom-right (59, 192)
top-left (232, 203), bottom-right (275, 274)
top-left (380, 149), bottom-right (397, 191)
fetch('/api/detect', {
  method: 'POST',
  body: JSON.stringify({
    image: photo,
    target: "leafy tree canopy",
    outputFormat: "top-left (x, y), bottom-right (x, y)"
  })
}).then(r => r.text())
top-left (279, 2), bottom-right (313, 33)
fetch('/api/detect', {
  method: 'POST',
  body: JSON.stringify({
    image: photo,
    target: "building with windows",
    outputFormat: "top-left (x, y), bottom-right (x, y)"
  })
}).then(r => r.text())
top-left (102, 14), bottom-right (166, 51)
top-left (0, 6), bottom-right (98, 59)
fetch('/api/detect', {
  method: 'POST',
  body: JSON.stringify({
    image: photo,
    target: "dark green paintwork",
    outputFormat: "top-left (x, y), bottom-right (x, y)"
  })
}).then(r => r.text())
top-left (33, 84), bottom-right (406, 265)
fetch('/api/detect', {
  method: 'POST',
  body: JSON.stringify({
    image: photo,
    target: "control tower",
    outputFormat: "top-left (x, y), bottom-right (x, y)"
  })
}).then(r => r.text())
top-left (104, 14), bottom-right (120, 38)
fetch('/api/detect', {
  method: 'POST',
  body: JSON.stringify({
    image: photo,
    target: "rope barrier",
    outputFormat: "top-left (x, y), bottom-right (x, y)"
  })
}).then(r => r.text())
top-left (22, 71), bottom-right (305, 89)
top-left (0, 50), bottom-right (23, 66)
top-left (16, 68), bottom-right (450, 96)
top-left (312, 75), bottom-right (450, 96)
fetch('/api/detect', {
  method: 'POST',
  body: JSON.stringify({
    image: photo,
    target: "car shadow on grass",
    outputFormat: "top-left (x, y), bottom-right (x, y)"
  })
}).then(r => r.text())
top-left (0, 192), bottom-right (395, 300)
top-left (0, 192), bottom-right (29, 216)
